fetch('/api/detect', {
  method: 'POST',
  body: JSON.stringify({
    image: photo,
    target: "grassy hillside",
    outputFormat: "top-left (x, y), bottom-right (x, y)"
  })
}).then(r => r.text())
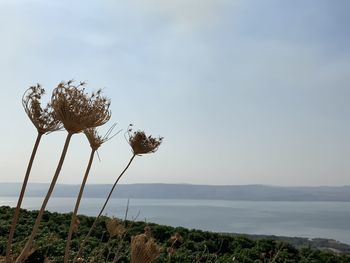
top-left (0, 206), bottom-right (349, 262)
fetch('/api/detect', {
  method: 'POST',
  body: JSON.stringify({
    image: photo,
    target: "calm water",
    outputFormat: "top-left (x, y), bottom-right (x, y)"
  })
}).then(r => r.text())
top-left (1, 197), bottom-right (350, 245)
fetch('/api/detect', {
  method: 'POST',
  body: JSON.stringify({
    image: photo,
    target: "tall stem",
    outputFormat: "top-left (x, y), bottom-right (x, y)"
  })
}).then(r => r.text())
top-left (64, 149), bottom-right (96, 263)
top-left (6, 132), bottom-right (43, 263)
top-left (73, 154), bottom-right (136, 263)
top-left (15, 132), bottom-right (73, 263)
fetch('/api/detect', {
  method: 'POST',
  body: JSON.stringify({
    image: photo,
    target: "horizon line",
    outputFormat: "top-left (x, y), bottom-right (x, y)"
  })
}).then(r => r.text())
top-left (1, 182), bottom-right (349, 188)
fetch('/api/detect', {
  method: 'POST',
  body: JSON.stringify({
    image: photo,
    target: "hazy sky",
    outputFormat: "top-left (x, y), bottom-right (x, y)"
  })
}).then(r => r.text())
top-left (0, 0), bottom-right (349, 186)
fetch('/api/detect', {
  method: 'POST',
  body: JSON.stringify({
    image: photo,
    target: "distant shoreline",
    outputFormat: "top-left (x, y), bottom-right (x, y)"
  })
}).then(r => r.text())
top-left (1, 183), bottom-right (350, 201)
top-left (1, 196), bottom-right (350, 246)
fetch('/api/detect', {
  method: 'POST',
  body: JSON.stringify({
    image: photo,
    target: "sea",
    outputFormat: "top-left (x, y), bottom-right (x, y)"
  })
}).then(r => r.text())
top-left (1, 197), bottom-right (350, 245)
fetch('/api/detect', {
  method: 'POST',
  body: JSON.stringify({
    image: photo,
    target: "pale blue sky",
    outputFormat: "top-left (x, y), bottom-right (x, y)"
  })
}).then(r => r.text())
top-left (0, 0), bottom-right (349, 186)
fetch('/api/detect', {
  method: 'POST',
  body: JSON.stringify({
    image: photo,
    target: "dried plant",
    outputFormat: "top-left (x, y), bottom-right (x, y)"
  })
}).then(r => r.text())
top-left (168, 232), bottom-right (183, 248)
top-left (84, 124), bottom-right (118, 151)
top-left (6, 85), bottom-right (62, 263)
top-left (88, 217), bottom-right (127, 262)
top-left (16, 81), bottom-right (111, 263)
top-left (74, 126), bottom-right (163, 262)
top-left (22, 84), bottom-right (62, 134)
top-left (127, 124), bottom-right (163, 155)
top-left (64, 125), bottom-right (118, 263)
top-left (72, 218), bottom-right (80, 233)
top-left (51, 81), bottom-right (111, 133)
top-left (130, 227), bottom-right (161, 263)
top-left (106, 218), bottom-right (126, 238)
top-left (166, 232), bottom-right (183, 261)
top-left (110, 200), bottom-right (140, 263)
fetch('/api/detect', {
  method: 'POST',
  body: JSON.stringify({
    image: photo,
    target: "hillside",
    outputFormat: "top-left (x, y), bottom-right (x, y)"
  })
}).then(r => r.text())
top-left (0, 206), bottom-right (350, 262)
top-left (1, 183), bottom-right (350, 201)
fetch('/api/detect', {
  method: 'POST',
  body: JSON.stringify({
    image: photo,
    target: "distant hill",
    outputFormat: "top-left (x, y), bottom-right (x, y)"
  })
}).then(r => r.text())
top-left (1, 183), bottom-right (350, 201)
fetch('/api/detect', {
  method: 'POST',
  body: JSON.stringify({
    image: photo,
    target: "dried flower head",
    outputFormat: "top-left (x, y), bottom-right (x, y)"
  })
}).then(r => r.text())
top-left (51, 81), bottom-right (111, 134)
top-left (22, 84), bottom-right (62, 134)
top-left (105, 218), bottom-right (126, 238)
top-left (130, 227), bottom-right (160, 263)
top-left (144, 226), bottom-right (152, 238)
top-left (168, 232), bottom-right (183, 247)
top-left (84, 124), bottom-right (119, 151)
top-left (127, 125), bottom-right (163, 155)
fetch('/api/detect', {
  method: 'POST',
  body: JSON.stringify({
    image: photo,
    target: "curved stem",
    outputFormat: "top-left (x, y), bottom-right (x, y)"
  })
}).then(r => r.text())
top-left (6, 132), bottom-right (43, 263)
top-left (73, 154), bottom-right (136, 262)
top-left (15, 132), bottom-right (73, 263)
top-left (64, 149), bottom-right (96, 263)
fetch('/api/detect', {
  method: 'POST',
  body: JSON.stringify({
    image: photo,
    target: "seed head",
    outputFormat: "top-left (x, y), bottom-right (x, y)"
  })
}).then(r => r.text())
top-left (51, 81), bottom-right (111, 134)
top-left (22, 84), bottom-right (62, 134)
top-left (127, 125), bottom-right (163, 155)
top-left (130, 227), bottom-right (160, 263)
top-left (84, 124), bottom-right (119, 151)
top-left (168, 232), bottom-right (183, 247)
top-left (105, 218), bottom-right (125, 238)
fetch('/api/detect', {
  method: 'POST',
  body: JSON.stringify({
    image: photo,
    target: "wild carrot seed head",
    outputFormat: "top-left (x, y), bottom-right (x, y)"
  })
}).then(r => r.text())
top-left (22, 84), bottom-right (62, 134)
top-left (168, 232), bottom-right (183, 244)
top-left (105, 218), bottom-right (125, 238)
top-left (51, 81), bottom-right (111, 134)
top-left (84, 124), bottom-right (119, 151)
top-left (127, 125), bottom-right (163, 155)
top-left (130, 227), bottom-right (160, 263)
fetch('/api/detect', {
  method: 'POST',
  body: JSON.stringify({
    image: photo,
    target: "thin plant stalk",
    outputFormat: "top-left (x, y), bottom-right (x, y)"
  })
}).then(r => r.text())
top-left (73, 154), bottom-right (136, 263)
top-left (64, 149), bottom-right (96, 263)
top-left (15, 132), bottom-right (73, 263)
top-left (5, 132), bottom-right (43, 263)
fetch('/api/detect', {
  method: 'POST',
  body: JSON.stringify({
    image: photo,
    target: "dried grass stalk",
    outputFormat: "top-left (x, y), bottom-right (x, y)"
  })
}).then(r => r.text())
top-left (74, 127), bottom-right (162, 262)
top-left (16, 81), bottom-right (111, 263)
top-left (64, 126), bottom-right (117, 263)
top-left (6, 85), bottom-right (62, 263)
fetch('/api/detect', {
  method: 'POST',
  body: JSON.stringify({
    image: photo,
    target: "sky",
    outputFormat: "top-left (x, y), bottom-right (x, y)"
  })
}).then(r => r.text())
top-left (0, 0), bottom-right (349, 186)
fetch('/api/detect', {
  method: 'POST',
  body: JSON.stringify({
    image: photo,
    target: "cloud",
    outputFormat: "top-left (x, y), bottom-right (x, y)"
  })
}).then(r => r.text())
top-left (111, 0), bottom-right (239, 34)
top-left (0, 0), bottom-right (349, 185)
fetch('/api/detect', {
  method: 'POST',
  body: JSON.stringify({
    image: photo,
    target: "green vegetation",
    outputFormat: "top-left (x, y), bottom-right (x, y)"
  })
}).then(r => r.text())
top-left (1, 206), bottom-right (349, 262)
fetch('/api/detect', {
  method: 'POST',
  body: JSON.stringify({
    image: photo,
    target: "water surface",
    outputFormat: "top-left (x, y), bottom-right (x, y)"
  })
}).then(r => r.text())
top-left (1, 197), bottom-right (349, 244)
